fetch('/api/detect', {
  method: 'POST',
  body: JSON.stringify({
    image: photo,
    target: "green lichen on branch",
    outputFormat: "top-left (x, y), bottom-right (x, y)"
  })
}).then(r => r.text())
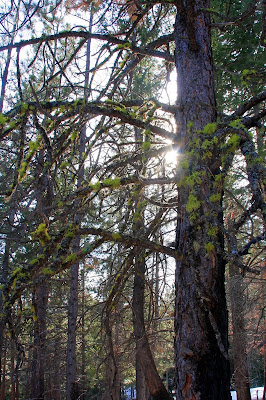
top-left (42, 267), bottom-right (54, 275)
top-left (142, 140), bottom-right (151, 151)
top-left (103, 177), bottom-right (121, 189)
top-left (89, 181), bottom-right (101, 191)
top-left (205, 242), bottom-right (215, 253)
top-left (31, 223), bottom-right (51, 246)
top-left (185, 171), bottom-right (203, 187)
top-left (209, 193), bottom-right (221, 203)
top-left (0, 113), bottom-right (7, 126)
top-left (229, 119), bottom-right (245, 129)
top-left (30, 253), bottom-right (45, 265)
top-left (18, 161), bottom-right (28, 181)
top-left (89, 177), bottom-right (121, 191)
top-left (221, 133), bottom-right (241, 166)
top-left (64, 253), bottom-right (77, 263)
top-left (18, 135), bottom-right (42, 181)
top-left (207, 226), bottom-right (218, 237)
top-left (65, 223), bottom-right (77, 239)
top-left (112, 232), bottom-right (122, 241)
top-left (11, 267), bottom-right (23, 278)
top-left (116, 42), bottom-right (131, 50)
top-left (202, 122), bottom-right (217, 135)
top-left (186, 193), bottom-right (201, 213)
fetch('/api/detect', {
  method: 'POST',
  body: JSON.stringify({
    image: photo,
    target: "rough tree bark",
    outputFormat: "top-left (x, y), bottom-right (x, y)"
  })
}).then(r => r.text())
top-left (174, 1), bottom-right (231, 399)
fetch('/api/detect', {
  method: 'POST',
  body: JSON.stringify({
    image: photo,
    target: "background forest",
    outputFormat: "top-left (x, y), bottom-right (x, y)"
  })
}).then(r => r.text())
top-left (0, 0), bottom-right (265, 399)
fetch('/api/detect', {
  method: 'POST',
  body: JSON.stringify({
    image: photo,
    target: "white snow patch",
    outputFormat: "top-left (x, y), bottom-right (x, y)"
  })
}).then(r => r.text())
top-left (231, 387), bottom-right (264, 400)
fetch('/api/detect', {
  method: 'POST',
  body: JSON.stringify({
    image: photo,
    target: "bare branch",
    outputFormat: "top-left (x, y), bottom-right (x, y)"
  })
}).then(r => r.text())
top-left (238, 234), bottom-right (266, 256)
top-left (0, 30), bottom-right (174, 62)
top-left (229, 90), bottom-right (266, 119)
top-left (2, 100), bottom-right (177, 142)
top-left (78, 227), bottom-right (178, 259)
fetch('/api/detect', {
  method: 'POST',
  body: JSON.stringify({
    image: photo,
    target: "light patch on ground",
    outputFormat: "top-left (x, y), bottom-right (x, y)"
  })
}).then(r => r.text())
top-left (231, 387), bottom-right (264, 400)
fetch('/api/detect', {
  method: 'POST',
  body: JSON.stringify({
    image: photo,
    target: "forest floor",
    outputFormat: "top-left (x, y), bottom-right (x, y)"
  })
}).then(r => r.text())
top-left (230, 387), bottom-right (264, 400)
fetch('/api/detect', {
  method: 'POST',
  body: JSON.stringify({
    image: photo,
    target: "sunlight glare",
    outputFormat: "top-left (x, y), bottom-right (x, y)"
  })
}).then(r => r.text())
top-left (165, 142), bottom-right (179, 167)
top-left (159, 70), bottom-right (177, 104)
top-left (166, 149), bottom-right (178, 165)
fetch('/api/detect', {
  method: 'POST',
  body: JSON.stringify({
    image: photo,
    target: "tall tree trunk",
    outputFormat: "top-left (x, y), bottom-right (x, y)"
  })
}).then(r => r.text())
top-left (66, 12), bottom-right (92, 400)
top-left (30, 141), bottom-right (53, 399)
top-left (103, 310), bottom-right (119, 400)
top-left (113, 311), bottom-right (122, 400)
top-left (174, 1), bottom-right (231, 399)
top-left (31, 283), bottom-right (49, 400)
top-left (263, 266), bottom-right (266, 400)
top-left (132, 126), bottom-right (170, 400)
top-left (25, 356), bottom-right (31, 400)
top-left (11, 346), bottom-right (15, 400)
top-left (0, 0), bottom-right (20, 114)
top-left (80, 267), bottom-right (86, 400)
top-left (0, 207), bottom-right (15, 398)
top-left (0, 247), bottom-right (9, 399)
top-left (133, 253), bottom-right (170, 400)
top-left (0, 345), bottom-right (6, 400)
top-left (10, 341), bottom-right (19, 400)
top-left (0, 45), bottom-right (13, 113)
top-left (103, 243), bottom-right (124, 400)
top-left (66, 256), bottom-right (80, 400)
top-left (229, 263), bottom-right (251, 400)
top-left (136, 356), bottom-right (149, 400)
top-left (0, 11), bottom-right (19, 384)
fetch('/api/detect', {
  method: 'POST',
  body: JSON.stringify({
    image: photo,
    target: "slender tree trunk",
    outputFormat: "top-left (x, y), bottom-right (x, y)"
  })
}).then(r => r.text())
top-left (30, 132), bottom-right (53, 399)
top-left (103, 312), bottom-right (117, 400)
top-left (81, 267), bottom-right (86, 400)
top-left (51, 334), bottom-right (62, 400)
top-left (11, 342), bottom-right (19, 400)
top-left (103, 244), bottom-right (124, 400)
top-left (65, 107), bottom-right (87, 400)
top-left (0, 0), bottom-right (20, 114)
top-left (0, 11), bottom-right (19, 383)
top-left (229, 263), bottom-right (251, 400)
top-left (136, 356), bottom-right (149, 400)
top-left (0, 207), bottom-right (15, 398)
top-left (11, 347), bottom-right (15, 400)
top-left (0, 346), bottom-right (6, 400)
top-left (174, 1), bottom-right (231, 398)
top-left (66, 12), bottom-right (92, 400)
top-left (0, 246), bottom-right (9, 399)
top-left (113, 311), bottom-right (122, 400)
top-left (31, 283), bottom-right (49, 400)
top-left (132, 126), bottom-right (170, 400)
top-left (66, 256), bottom-right (80, 400)
top-left (263, 266), bottom-right (266, 400)
top-left (25, 355), bottom-right (31, 400)
top-left (0, 46), bottom-right (13, 113)
top-left (133, 252), bottom-right (170, 400)
top-left (133, 129), bottom-right (148, 400)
